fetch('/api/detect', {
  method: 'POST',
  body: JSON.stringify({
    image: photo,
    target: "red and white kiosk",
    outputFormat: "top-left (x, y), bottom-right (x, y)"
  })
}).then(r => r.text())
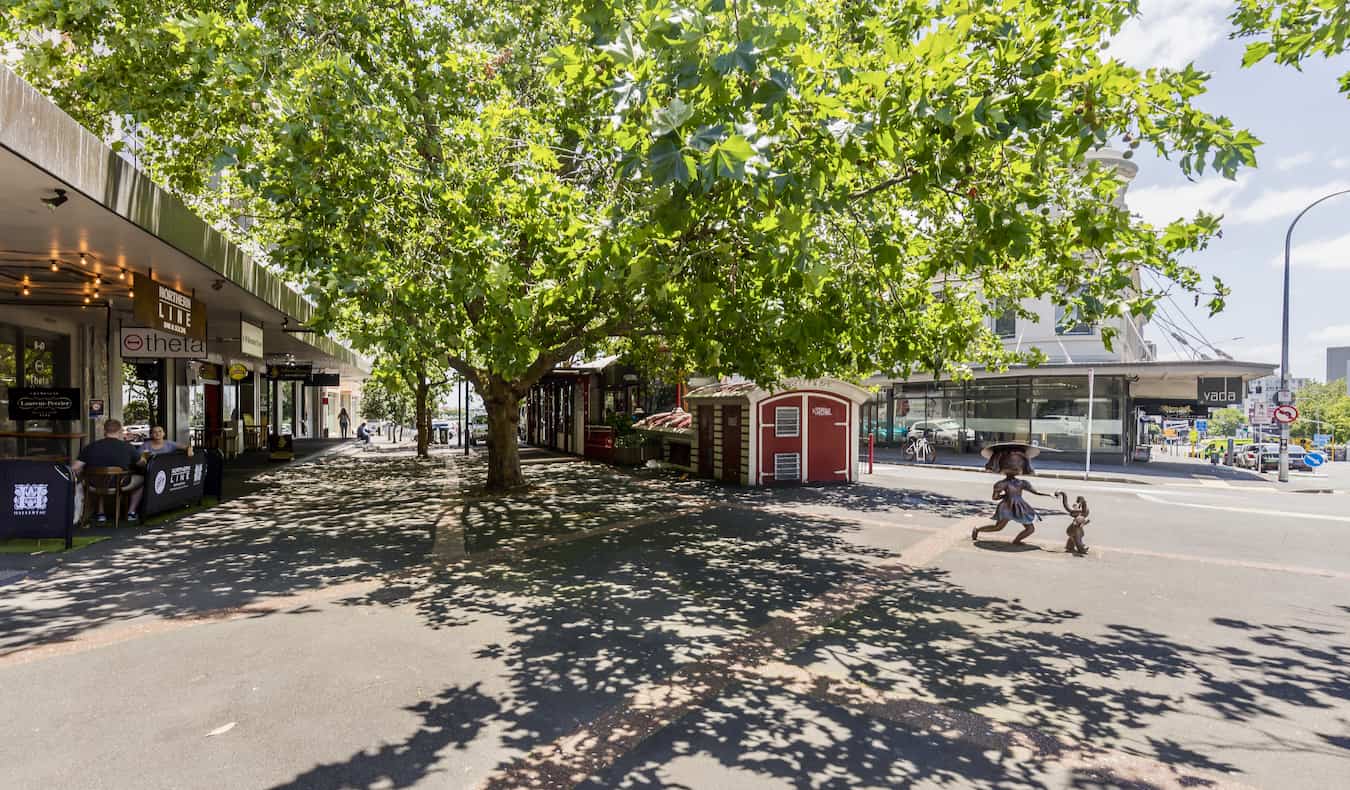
top-left (683, 378), bottom-right (870, 486)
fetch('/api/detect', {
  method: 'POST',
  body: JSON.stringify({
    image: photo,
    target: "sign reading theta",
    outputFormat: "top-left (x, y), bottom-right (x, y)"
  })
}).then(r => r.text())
top-left (121, 327), bottom-right (207, 359)
top-left (7, 388), bottom-right (81, 421)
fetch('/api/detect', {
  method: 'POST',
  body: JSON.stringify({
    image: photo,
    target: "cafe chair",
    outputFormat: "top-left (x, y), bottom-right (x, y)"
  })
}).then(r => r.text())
top-left (82, 466), bottom-right (131, 529)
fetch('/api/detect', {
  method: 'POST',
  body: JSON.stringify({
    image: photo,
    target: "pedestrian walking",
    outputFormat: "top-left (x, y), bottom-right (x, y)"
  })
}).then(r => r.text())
top-left (972, 442), bottom-right (1056, 545)
top-left (339, 408), bottom-right (351, 438)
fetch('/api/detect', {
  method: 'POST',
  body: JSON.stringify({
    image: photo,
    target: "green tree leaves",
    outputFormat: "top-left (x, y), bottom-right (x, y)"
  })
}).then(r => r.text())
top-left (0, 0), bottom-right (1272, 484)
top-left (1231, 0), bottom-right (1350, 98)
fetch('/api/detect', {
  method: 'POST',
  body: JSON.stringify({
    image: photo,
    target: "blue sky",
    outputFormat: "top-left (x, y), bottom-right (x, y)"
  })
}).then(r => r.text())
top-left (1109, 0), bottom-right (1350, 381)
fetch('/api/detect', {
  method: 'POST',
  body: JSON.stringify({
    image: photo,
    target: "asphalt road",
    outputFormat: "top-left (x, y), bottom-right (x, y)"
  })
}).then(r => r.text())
top-left (0, 450), bottom-right (1345, 789)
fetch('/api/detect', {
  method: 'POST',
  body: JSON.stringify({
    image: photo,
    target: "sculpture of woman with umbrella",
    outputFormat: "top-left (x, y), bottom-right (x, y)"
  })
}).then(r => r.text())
top-left (972, 442), bottom-right (1056, 545)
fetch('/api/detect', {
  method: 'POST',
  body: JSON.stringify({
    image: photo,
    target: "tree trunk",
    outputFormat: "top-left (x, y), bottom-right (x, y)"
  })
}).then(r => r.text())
top-left (414, 373), bottom-right (431, 459)
top-left (484, 379), bottom-right (525, 491)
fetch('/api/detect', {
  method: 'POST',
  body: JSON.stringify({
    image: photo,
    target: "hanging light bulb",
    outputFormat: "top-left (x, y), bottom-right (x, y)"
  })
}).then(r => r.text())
top-left (21, 274), bottom-right (30, 285)
top-left (21, 285), bottom-right (31, 296)
top-left (83, 295), bottom-right (91, 304)
top-left (118, 268), bottom-right (126, 280)
top-left (79, 252), bottom-right (88, 266)
top-left (128, 289), bottom-right (135, 299)
top-left (50, 260), bottom-right (59, 272)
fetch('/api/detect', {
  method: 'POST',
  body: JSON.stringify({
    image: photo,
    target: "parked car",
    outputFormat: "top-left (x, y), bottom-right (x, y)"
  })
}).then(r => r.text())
top-left (1238, 443), bottom-right (1308, 472)
top-left (469, 414), bottom-right (489, 444)
top-left (872, 419), bottom-right (973, 447)
top-left (122, 424), bottom-right (150, 442)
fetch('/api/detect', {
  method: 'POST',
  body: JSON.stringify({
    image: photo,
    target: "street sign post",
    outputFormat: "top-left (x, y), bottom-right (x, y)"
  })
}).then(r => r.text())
top-left (1273, 404), bottom-right (1299, 425)
top-left (1314, 433), bottom-right (1332, 448)
top-left (1251, 401), bottom-right (1272, 425)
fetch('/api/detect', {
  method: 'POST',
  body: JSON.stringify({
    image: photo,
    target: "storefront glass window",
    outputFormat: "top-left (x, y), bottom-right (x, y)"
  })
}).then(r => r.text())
top-left (1031, 376), bottom-right (1124, 451)
top-left (967, 379), bottom-right (1030, 447)
top-left (0, 325), bottom-right (71, 457)
top-left (0, 326), bottom-right (17, 452)
top-left (280, 380), bottom-right (296, 434)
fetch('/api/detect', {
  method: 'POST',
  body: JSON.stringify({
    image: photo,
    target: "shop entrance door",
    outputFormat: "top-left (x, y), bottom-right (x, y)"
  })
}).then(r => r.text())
top-left (721, 405), bottom-right (741, 483)
top-left (697, 405), bottom-right (714, 477)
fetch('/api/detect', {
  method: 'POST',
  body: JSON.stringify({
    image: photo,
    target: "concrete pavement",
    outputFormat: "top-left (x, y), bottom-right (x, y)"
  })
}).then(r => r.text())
top-left (1, 447), bottom-right (1347, 788)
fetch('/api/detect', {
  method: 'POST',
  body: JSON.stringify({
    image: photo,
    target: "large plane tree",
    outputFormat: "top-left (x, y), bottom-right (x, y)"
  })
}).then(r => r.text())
top-left (4, 0), bottom-right (1258, 489)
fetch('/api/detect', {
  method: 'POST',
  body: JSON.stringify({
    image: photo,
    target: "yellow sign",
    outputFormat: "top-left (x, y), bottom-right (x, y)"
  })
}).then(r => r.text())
top-left (228, 363), bottom-right (249, 381)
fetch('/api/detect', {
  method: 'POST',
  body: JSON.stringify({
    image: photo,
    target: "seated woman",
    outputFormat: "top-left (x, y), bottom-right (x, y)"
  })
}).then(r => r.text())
top-left (139, 426), bottom-right (193, 459)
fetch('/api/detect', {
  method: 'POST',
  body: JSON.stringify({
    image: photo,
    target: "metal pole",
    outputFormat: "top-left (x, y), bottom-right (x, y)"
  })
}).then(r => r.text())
top-left (1084, 368), bottom-right (1095, 480)
top-left (1280, 188), bottom-right (1350, 482)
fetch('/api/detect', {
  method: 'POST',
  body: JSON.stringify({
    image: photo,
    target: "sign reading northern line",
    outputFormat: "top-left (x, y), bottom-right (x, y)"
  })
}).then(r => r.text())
top-left (134, 281), bottom-right (207, 340)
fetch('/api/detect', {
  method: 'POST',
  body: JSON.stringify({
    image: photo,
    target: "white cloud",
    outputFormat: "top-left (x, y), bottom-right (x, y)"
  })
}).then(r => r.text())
top-left (1310, 325), bottom-right (1350, 345)
top-left (1126, 176), bottom-right (1247, 226)
top-left (1270, 231), bottom-right (1350, 270)
top-left (1332, 157), bottom-right (1350, 170)
top-left (1107, 0), bottom-right (1232, 70)
top-left (1276, 152), bottom-right (1315, 171)
top-left (1230, 180), bottom-right (1350, 224)
top-left (1226, 341), bottom-right (1281, 364)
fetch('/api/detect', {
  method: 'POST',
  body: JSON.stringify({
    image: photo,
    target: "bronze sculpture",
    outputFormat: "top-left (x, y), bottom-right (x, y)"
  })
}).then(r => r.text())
top-left (1055, 491), bottom-right (1090, 555)
top-left (971, 442), bottom-right (1056, 545)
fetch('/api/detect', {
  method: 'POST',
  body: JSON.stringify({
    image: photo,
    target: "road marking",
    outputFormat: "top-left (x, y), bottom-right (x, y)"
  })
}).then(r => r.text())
top-left (1095, 545), bottom-right (1350, 580)
top-left (1136, 493), bottom-right (1350, 522)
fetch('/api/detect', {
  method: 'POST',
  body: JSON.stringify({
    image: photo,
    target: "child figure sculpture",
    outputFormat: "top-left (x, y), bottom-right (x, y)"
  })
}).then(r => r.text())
top-left (1056, 492), bottom-right (1090, 555)
top-left (972, 443), bottom-right (1054, 545)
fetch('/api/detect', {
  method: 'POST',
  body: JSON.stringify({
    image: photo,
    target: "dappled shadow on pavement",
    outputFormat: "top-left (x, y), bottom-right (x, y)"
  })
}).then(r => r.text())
top-left (782, 571), bottom-right (1350, 784)
top-left (267, 684), bottom-right (501, 790)
top-left (0, 450), bottom-right (449, 654)
top-left (580, 677), bottom-right (1063, 789)
top-left (322, 505), bottom-right (907, 784)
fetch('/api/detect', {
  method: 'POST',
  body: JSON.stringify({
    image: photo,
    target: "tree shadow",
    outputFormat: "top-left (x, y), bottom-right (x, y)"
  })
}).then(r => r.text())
top-left (266, 684), bottom-right (501, 790)
top-left (0, 450), bottom-right (451, 654)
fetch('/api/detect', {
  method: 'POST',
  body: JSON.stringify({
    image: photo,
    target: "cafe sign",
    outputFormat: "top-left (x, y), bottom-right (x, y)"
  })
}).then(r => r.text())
top-left (240, 320), bottom-right (264, 358)
top-left (7, 387), bottom-right (81, 421)
top-left (120, 327), bottom-right (207, 359)
top-left (134, 281), bottom-right (207, 340)
top-left (267, 361), bottom-right (313, 381)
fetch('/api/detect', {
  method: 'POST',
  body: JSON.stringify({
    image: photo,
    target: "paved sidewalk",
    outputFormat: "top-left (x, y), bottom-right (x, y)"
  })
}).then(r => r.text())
top-left (1, 447), bottom-right (1345, 789)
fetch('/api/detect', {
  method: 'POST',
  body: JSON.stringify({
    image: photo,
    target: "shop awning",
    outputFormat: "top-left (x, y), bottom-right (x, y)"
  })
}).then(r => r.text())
top-left (0, 67), bottom-right (368, 380)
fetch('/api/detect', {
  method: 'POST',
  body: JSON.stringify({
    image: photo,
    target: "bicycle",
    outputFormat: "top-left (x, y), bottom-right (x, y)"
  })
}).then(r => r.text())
top-left (903, 430), bottom-right (936, 464)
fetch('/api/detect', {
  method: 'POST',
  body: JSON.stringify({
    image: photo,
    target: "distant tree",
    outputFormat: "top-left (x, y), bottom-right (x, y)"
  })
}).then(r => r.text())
top-left (123, 399), bottom-right (151, 424)
top-left (121, 363), bottom-right (159, 424)
top-left (1207, 406), bottom-right (1246, 437)
top-left (360, 368), bottom-right (416, 443)
top-left (1290, 380), bottom-right (1350, 441)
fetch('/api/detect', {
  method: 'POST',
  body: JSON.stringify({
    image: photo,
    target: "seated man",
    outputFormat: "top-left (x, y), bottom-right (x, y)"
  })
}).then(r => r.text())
top-left (72, 418), bottom-right (145, 523)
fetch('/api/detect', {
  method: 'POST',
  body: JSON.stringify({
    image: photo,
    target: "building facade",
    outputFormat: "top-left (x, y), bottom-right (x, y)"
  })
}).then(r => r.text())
top-left (865, 150), bottom-right (1276, 464)
top-left (1326, 347), bottom-right (1350, 385)
top-left (0, 66), bottom-right (368, 462)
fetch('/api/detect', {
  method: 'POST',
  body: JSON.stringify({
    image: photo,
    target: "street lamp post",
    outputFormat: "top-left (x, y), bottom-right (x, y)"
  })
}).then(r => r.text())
top-left (1280, 188), bottom-right (1350, 483)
